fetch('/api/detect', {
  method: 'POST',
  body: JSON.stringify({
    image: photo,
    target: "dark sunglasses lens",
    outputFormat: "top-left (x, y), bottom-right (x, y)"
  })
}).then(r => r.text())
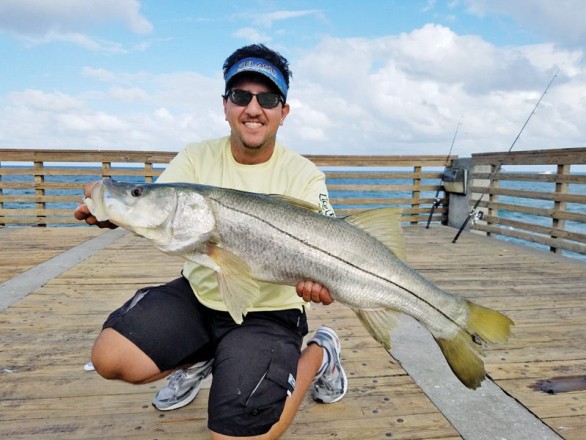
top-left (257, 93), bottom-right (280, 108)
top-left (230, 90), bottom-right (253, 106)
top-left (228, 90), bottom-right (281, 109)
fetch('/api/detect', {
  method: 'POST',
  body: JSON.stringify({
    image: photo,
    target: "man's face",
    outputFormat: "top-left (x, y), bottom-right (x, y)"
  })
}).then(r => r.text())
top-left (223, 78), bottom-right (290, 156)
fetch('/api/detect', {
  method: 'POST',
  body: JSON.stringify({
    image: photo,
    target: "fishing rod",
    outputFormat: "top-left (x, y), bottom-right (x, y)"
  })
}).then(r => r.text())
top-left (426, 119), bottom-right (461, 229)
top-left (452, 68), bottom-right (560, 244)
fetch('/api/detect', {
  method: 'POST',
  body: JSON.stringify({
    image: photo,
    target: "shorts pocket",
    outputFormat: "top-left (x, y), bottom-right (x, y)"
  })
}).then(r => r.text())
top-left (245, 341), bottom-right (298, 416)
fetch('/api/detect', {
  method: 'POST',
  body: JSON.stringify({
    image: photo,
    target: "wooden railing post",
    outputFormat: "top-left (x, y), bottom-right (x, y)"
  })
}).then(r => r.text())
top-left (145, 162), bottom-right (153, 183)
top-left (486, 163), bottom-right (500, 236)
top-left (102, 162), bottom-right (112, 179)
top-left (411, 165), bottom-right (421, 225)
top-left (0, 161), bottom-right (4, 227)
top-left (551, 164), bottom-right (570, 253)
top-left (34, 161), bottom-right (46, 227)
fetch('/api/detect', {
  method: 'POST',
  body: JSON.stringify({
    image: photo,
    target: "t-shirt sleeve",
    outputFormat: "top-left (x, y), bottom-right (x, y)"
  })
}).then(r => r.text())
top-left (156, 148), bottom-right (197, 183)
top-left (298, 167), bottom-right (336, 217)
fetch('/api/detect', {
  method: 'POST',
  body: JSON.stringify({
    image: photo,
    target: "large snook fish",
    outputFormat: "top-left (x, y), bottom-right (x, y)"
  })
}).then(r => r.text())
top-left (86, 178), bottom-right (513, 389)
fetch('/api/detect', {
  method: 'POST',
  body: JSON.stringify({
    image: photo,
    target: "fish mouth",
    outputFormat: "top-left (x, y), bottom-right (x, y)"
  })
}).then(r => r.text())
top-left (85, 179), bottom-right (110, 221)
top-left (87, 179), bottom-right (133, 223)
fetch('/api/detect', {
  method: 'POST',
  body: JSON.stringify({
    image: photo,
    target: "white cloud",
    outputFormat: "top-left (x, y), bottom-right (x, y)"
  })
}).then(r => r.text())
top-left (0, 0), bottom-right (152, 35)
top-left (0, 0), bottom-right (152, 51)
top-left (284, 26), bottom-right (584, 155)
top-left (1, 21), bottom-right (584, 156)
top-left (109, 86), bottom-right (150, 103)
top-left (82, 67), bottom-right (119, 82)
top-left (251, 10), bottom-right (325, 28)
top-left (463, 0), bottom-right (586, 46)
top-left (13, 89), bottom-right (84, 112)
top-left (232, 27), bottom-right (272, 43)
top-left (0, 70), bottom-right (229, 150)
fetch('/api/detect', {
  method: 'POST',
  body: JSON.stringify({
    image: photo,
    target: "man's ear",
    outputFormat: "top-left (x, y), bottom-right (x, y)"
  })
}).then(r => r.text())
top-left (280, 103), bottom-right (290, 125)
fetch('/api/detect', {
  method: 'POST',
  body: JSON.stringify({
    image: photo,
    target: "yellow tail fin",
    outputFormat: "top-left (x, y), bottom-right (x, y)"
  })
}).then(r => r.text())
top-left (467, 301), bottom-right (514, 344)
top-left (436, 302), bottom-right (514, 389)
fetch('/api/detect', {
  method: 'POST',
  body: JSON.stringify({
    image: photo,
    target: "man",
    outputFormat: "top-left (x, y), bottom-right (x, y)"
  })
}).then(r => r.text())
top-left (74, 44), bottom-right (347, 438)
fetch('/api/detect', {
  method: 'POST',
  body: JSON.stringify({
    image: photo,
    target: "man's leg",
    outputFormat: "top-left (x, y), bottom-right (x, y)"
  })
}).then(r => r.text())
top-left (92, 327), bottom-right (168, 383)
top-left (209, 324), bottom-right (346, 440)
top-left (91, 278), bottom-right (213, 385)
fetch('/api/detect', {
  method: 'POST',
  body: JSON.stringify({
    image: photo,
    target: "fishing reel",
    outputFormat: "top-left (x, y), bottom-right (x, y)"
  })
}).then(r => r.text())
top-left (471, 210), bottom-right (484, 224)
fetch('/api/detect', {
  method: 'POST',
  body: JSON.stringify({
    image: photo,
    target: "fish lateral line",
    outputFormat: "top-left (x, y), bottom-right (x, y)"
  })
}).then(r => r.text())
top-left (209, 195), bottom-right (475, 335)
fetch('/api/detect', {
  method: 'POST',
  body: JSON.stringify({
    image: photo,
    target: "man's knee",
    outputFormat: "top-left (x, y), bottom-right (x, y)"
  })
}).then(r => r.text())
top-left (91, 328), bottom-right (159, 383)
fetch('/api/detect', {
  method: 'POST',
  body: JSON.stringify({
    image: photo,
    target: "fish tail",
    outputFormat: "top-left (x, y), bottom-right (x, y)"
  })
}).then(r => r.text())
top-left (466, 301), bottom-right (514, 344)
top-left (435, 332), bottom-right (486, 389)
top-left (435, 301), bottom-right (513, 389)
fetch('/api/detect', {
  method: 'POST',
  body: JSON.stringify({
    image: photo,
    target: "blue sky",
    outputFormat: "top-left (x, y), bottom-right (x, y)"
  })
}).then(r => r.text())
top-left (1, 0), bottom-right (585, 156)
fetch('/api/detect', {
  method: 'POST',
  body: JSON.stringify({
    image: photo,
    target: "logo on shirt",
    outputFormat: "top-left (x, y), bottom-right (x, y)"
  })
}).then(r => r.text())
top-left (319, 193), bottom-right (335, 217)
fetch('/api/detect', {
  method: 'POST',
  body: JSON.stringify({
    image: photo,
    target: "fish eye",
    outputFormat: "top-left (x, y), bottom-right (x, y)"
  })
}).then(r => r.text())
top-left (131, 187), bottom-right (143, 197)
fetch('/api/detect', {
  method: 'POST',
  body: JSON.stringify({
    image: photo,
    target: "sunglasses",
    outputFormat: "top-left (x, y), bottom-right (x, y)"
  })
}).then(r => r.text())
top-left (224, 89), bottom-right (284, 109)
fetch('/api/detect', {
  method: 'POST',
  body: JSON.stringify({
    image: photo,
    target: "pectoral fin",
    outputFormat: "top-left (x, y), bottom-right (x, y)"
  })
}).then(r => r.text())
top-left (208, 244), bottom-right (260, 324)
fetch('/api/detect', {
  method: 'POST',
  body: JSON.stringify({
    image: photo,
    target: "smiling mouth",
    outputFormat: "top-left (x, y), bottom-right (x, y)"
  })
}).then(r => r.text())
top-left (244, 121), bottom-right (263, 128)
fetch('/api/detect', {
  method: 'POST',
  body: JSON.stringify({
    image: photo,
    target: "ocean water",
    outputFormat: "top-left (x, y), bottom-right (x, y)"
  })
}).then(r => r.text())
top-left (2, 167), bottom-right (585, 261)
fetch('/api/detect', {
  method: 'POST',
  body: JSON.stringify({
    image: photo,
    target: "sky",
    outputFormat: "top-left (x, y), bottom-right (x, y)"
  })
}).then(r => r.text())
top-left (1, 0), bottom-right (585, 158)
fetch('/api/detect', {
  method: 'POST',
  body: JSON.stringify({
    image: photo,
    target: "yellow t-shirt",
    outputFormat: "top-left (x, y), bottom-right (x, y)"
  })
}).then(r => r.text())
top-left (156, 136), bottom-right (334, 312)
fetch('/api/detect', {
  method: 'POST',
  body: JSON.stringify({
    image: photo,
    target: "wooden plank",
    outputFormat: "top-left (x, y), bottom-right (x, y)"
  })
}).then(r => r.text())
top-left (472, 147), bottom-right (586, 165)
top-left (325, 171), bottom-right (443, 179)
top-left (305, 155), bottom-right (453, 167)
top-left (472, 223), bottom-right (586, 254)
top-left (0, 227), bottom-right (103, 283)
top-left (0, 168), bottom-right (162, 177)
top-left (0, 196), bottom-right (85, 203)
top-left (470, 185), bottom-right (586, 204)
top-left (476, 200), bottom-right (586, 223)
top-left (473, 172), bottom-right (586, 185)
top-left (327, 183), bottom-right (439, 191)
top-left (331, 197), bottom-right (445, 205)
top-left (481, 214), bottom-right (586, 243)
top-left (0, 149), bottom-right (177, 163)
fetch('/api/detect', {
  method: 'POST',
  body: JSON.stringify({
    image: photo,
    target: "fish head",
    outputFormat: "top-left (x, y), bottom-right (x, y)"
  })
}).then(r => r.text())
top-left (87, 179), bottom-right (216, 254)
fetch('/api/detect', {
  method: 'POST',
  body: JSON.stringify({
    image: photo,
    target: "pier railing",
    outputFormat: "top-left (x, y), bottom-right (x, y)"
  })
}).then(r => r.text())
top-left (469, 147), bottom-right (586, 256)
top-left (3, 147), bottom-right (585, 257)
top-left (0, 149), bottom-right (451, 226)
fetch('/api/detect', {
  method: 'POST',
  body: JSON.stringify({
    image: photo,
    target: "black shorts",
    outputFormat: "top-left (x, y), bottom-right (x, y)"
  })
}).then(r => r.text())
top-left (103, 277), bottom-right (309, 436)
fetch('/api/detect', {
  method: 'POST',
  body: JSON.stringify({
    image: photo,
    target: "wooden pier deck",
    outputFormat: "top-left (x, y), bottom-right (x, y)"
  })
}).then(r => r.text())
top-left (1, 225), bottom-right (585, 439)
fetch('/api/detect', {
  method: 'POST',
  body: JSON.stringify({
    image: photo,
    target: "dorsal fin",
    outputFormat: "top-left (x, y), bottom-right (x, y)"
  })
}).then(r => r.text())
top-left (267, 194), bottom-right (320, 211)
top-left (345, 208), bottom-right (406, 260)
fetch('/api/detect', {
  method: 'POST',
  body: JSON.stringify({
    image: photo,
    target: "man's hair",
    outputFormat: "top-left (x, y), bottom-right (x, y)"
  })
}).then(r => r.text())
top-left (223, 44), bottom-right (292, 91)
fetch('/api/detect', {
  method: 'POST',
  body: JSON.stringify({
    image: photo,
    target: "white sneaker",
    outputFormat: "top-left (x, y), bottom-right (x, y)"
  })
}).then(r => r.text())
top-left (152, 359), bottom-right (213, 411)
top-left (308, 327), bottom-right (348, 403)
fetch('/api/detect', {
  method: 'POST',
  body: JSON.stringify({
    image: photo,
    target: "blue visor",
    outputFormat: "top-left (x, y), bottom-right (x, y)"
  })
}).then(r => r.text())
top-left (224, 57), bottom-right (288, 99)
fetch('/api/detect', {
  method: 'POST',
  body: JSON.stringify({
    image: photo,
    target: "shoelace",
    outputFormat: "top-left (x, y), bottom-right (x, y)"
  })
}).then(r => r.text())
top-left (166, 370), bottom-right (188, 391)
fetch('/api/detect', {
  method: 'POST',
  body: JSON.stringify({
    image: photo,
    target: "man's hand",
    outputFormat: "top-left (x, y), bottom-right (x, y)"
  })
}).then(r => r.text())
top-left (73, 181), bottom-right (118, 229)
top-left (296, 280), bottom-right (334, 305)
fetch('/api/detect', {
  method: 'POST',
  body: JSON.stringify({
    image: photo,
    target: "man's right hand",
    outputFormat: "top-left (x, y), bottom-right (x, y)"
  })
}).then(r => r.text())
top-left (73, 181), bottom-right (118, 229)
